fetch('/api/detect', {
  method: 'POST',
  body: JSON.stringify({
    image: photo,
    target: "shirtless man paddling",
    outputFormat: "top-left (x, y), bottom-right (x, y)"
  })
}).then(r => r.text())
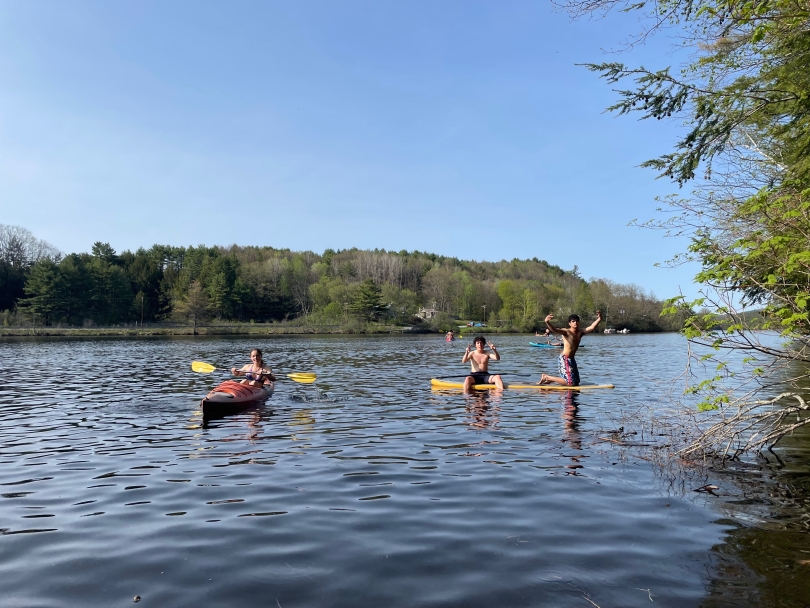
top-left (538, 311), bottom-right (602, 386)
top-left (462, 336), bottom-right (504, 391)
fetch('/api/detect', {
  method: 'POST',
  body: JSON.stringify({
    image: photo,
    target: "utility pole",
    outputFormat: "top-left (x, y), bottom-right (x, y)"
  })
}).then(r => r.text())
top-left (140, 293), bottom-right (145, 328)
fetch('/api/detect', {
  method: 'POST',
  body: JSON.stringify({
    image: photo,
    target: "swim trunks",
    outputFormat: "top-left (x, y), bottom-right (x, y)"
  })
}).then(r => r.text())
top-left (558, 354), bottom-right (580, 386)
top-left (470, 373), bottom-right (495, 385)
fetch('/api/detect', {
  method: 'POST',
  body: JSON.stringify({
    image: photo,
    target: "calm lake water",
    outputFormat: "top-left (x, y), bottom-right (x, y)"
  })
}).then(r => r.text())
top-left (1, 333), bottom-right (809, 607)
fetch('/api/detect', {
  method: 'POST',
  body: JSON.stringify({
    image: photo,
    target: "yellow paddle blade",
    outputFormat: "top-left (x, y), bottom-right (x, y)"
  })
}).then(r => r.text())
top-left (287, 373), bottom-right (317, 383)
top-left (191, 361), bottom-right (217, 373)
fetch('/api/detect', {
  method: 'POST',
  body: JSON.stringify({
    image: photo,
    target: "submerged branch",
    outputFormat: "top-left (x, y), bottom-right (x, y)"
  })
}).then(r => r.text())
top-left (678, 392), bottom-right (810, 457)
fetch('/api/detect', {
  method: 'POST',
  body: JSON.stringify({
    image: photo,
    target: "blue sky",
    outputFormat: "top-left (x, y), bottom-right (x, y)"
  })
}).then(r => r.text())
top-left (0, 1), bottom-right (698, 300)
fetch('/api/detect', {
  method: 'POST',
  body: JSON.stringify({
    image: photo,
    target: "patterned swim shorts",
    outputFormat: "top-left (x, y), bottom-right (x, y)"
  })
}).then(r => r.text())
top-left (558, 354), bottom-right (580, 386)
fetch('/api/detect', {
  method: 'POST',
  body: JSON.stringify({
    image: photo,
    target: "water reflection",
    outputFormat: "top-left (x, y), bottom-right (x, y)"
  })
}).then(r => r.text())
top-left (698, 423), bottom-right (810, 607)
top-left (201, 402), bottom-right (275, 432)
top-left (290, 409), bottom-right (316, 429)
top-left (559, 390), bottom-right (585, 473)
top-left (464, 391), bottom-right (501, 430)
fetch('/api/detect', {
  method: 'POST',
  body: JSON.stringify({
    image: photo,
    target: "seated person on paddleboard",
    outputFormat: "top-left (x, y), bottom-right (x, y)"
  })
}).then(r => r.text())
top-left (231, 348), bottom-right (276, 387)
top-left (537, 311), bottom-right (602, 386)
top-left (462, 336), bottom-right (504, 391)
top-left (535, 328), bottom-right (562, 346)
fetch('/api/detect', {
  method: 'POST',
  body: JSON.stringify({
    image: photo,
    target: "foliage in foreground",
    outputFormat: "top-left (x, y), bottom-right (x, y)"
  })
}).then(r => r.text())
top-left (561, 0), bottom-right (810, 454)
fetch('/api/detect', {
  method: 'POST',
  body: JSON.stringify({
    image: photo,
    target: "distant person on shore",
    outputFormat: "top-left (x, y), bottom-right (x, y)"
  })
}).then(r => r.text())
top-left (231, 348), bottom-right (276, 387)
top-left (462, 336), bottom-right (504, 391)
top-left (537, 311), bottom-right (602, 386)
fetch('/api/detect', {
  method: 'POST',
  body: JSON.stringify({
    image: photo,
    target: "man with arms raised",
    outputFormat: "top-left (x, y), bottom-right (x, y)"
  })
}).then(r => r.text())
top-left (538, 311), bottom-right (602, 386)
top-left (462, 336), bottom-right (504, 391)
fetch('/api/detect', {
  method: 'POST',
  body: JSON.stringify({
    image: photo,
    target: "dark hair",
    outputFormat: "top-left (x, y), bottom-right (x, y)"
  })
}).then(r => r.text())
top-left (474, 336), bottom-right (486, 345)
top-left (250, 348), bottom-right (263, 362)
top-left (567, 314), bottom-right (580, 323)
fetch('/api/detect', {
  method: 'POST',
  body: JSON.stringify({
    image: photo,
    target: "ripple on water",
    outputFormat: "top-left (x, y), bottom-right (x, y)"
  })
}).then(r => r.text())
top-left (0, 334), bottom-right (752, 607)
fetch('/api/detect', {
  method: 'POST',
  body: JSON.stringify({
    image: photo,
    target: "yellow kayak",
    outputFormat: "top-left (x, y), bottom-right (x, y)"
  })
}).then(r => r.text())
top-left (430, 379), bottom-right (615, 391)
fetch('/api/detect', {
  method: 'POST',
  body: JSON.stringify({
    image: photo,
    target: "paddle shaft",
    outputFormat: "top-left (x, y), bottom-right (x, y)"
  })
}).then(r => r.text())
top-left (231, 369), bottom-right (276, 381)
top-left (231, 370), bottom-right (317, 384)
top-left (434, 373), bottom-right (539, 381)
top-left (191, 361), bottom-right (316, 383)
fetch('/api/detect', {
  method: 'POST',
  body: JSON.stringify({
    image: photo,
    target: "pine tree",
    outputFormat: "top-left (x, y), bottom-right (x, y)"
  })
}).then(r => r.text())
top-left (174, 280), bottom-right (208, 335)
top-left (19, 259), bottom-right (61, 325)
top-left (350, 278), bottom-right (386, 322)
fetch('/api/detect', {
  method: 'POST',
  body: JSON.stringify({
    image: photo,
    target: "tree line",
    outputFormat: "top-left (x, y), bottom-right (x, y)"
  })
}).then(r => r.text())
top-left (0, 224), bottom-right (682, 332)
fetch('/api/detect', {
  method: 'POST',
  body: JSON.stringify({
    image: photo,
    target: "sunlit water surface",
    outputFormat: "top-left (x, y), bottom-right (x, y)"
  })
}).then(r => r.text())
top-left (1, 333), bottom-right (808, 607)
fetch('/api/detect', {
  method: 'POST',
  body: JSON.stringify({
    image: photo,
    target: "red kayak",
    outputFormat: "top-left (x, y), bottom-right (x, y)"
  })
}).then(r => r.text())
top-left (201, 380), bottom-right (273, 417)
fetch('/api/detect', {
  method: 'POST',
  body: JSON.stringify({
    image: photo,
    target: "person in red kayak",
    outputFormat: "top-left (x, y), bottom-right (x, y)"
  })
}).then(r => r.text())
top-left (231, 348), bottom-right (276, 387)
top-left (462, 336), bottom-right (504, 391)
top-left (537, 311), bottom-right (602, 386)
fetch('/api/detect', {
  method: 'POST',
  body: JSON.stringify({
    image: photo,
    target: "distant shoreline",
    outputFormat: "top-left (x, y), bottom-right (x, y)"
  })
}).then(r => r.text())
top-left (0, 324), bottom-right (662, 338)
top-left (0, 324), bottom-right (426, 338)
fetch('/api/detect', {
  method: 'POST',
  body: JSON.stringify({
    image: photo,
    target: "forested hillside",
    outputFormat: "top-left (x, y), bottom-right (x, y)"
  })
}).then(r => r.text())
top-left (0, 224), bottom-right (682, 332)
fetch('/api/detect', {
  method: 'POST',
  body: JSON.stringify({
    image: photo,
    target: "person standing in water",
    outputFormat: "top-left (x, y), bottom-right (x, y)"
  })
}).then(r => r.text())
top-left (537, 311), bottom-right (602, 386)
top-left (462, 336), bottom-right (504, 391)
top-left (231, 348), bottom-right (276, 387)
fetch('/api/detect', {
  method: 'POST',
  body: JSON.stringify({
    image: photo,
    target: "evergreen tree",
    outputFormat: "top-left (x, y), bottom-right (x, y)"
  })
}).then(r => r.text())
top-left (19, 259), bottom-right (61, 325)
top-left (0, 259), bottom-right (27, 312)
top-left (91, 242), bottom-right (118, 264)
top-left (206, 272), bottom-right (230, 320)
top-left (89, 257), bottom-right (132, 324)
top-left (174, 280), bottom-right (208, 335)
top-left (350, 278), bottom-right (386, 322)
top-left (58, 254), bottom-right (93, 325)
top-left (121, 250), bottom-right (162, 322)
